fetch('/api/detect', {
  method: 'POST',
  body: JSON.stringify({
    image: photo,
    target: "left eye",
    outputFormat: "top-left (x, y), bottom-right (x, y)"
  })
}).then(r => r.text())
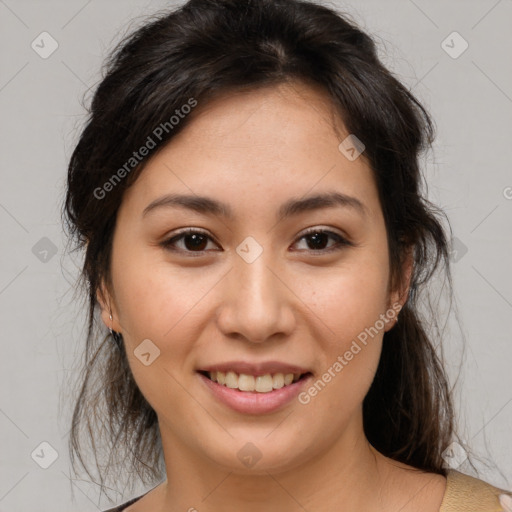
top-left (160, 228), bottom-right (351, 255)
top-left (294, 229), bottom-right (351, 253)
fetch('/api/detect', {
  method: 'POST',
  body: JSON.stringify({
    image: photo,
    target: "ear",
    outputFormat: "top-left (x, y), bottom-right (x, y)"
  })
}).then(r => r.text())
top-left (96, 280), bottom-right (122, 333)
top-left (385, 246), bottom-right (414, 331)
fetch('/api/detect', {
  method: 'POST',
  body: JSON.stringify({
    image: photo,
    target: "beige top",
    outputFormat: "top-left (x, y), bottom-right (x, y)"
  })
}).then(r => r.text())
top-left (440, 469), bottom-right (512, 511)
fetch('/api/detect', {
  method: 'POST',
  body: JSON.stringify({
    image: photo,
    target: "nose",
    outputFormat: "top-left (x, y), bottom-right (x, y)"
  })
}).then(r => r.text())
top-left (215, 249), bottom-right (296, 344)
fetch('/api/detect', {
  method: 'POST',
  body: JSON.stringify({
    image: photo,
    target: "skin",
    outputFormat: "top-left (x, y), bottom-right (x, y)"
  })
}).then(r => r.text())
top-left (98, 81), bottom-right (446, 511)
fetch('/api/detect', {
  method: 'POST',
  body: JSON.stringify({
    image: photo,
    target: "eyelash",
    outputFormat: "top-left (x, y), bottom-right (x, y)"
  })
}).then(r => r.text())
top-left (159, 227), bottom-right (353, 256)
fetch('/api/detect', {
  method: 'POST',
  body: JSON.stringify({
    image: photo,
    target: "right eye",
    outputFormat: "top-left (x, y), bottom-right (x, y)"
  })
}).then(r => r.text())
top-left (159, 228), bottom-right (221, 255)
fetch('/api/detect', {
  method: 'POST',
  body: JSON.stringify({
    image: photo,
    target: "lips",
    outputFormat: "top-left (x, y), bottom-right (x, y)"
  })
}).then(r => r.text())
top-left (197, 366), bottom-right (313, 414)
top-left (196, 361), bottom-right (313, 408)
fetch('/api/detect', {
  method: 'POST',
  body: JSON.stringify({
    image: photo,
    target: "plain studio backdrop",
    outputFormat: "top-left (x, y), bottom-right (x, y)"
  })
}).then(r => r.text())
top-left (0, 1), bottom-right (511, 510)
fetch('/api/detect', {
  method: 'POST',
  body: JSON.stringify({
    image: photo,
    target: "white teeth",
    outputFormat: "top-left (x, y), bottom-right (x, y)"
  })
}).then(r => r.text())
top-left (206, 371), bottom-right (304, 392)
top-left (255, 374), bottom-right (273, 392)
top-left (272, 373), bottom-right (284, 389)
top-left (225, 371), bottom-right (238, 389)
top-left (238, 374), bottom-right (255, 391)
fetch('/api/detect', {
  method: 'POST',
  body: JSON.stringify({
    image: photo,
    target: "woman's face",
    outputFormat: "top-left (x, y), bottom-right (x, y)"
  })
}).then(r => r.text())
top-left (100, 81), bottom-right (409, 474)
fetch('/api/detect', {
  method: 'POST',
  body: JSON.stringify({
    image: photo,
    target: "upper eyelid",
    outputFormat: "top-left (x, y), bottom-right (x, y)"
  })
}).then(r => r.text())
top-left (299, 226), bottom-right (349, 239)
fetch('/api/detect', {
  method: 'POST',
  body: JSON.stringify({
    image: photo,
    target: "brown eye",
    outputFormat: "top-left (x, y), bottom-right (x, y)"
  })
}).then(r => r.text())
top-left (293, 229), bottom-right (353, 254)
top-left (160, 229), bottom-right (219, 254)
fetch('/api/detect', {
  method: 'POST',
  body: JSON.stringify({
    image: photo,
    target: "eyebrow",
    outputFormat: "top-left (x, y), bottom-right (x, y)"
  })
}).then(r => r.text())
top-left (142, 191), bottom-right (368, 221)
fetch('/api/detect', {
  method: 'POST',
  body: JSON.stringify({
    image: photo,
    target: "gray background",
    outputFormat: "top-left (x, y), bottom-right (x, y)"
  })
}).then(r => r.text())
top-left (1, 0), bottom-right (511, 510)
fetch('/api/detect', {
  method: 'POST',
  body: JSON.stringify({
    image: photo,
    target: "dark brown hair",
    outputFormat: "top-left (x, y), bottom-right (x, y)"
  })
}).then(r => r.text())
top-left (63, 0), bottom-right (458, 498)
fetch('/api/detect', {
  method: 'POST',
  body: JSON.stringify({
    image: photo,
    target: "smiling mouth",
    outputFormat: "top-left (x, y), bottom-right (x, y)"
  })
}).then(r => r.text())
top-left (198, 370), bottom-right (312, 393)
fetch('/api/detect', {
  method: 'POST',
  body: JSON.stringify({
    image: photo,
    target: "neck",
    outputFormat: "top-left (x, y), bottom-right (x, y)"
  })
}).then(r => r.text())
top-left (158, 417), bottom-right (388, 512)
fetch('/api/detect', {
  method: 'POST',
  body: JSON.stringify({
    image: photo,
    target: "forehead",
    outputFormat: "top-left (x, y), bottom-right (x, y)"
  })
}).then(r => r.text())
top-left (173, 80), bottom-right (347, 151)
top-left (118, 81), bottom-right (379, 221)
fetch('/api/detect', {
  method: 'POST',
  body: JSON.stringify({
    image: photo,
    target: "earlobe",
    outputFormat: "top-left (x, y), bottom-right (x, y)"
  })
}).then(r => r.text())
top-left (96, 282), bottom-right (122, 333)
top-left (401, 246), bottom-right (415, 306)
top-left (395, 247), bottom-right (414, 308)
top-left (96, 286), bottom-right (111, 330)
top-left (386, 246), bottom-right (414, 331)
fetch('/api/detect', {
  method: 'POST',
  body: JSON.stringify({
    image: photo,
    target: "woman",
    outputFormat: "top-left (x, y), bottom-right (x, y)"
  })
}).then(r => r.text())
top-left (62, 0), bottom-right (511, 510)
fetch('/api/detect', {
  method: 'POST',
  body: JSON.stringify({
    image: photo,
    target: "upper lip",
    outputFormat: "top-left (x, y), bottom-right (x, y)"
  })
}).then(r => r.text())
top-left (198, 361), bottom-right (312, 377)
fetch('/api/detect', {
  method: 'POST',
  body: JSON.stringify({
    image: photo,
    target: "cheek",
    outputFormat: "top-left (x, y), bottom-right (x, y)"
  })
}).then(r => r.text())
top-left (298, 254), bottom-right (391, 341)
top-left (110, 260), bottom-right (207, 411)
top-left (294, 251), bottom-right (389, 410)
top-left (296, 271), bottom-right (387, 427)
top-left (112, 247), bottom-right (215, 343)
top-left (307, 275), bottom-right (386, 379)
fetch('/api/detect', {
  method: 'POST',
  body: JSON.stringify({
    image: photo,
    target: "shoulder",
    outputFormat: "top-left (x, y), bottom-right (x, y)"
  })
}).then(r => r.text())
top-left (102, 481), bottom-right (164, 511)
top-left (440, 469), bottom-right (512, 512)
top-left (102, 493), bottom-right (145, 512)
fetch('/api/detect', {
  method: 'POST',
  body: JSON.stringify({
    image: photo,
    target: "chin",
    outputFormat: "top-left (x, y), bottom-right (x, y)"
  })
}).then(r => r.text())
top-left (201, 434), bottom-right (312, 475)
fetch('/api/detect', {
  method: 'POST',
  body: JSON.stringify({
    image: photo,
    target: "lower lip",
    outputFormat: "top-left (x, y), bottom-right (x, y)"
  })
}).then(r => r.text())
top-left (197, 372), bottom-right (312, 415)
